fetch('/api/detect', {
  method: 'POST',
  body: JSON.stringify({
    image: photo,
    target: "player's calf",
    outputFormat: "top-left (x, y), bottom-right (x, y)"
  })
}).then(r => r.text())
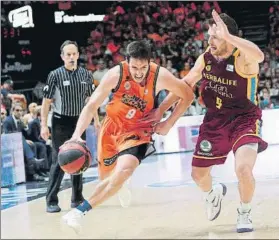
top-left (234, 143), bottom-right (258, 233)
top-left (118, 177), bottom-right (132, 208)
top-left (191, 166), bottom-right (212, 192)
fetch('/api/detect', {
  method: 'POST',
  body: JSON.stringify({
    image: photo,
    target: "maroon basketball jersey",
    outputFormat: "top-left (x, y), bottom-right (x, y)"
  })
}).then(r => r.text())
top-left (200, 48), bottom-right (261, 115)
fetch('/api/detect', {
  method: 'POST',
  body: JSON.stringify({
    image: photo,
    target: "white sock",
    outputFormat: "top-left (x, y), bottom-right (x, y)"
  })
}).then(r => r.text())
top-left (240, 202), bottom-right (251, 212)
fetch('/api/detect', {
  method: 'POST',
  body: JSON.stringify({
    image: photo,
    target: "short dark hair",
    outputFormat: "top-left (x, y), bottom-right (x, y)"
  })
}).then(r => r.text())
top-left (209, 13), bottom-right (239, 36)
top-left (60, 40), bottom-right (78, 54)
top-left (126, 40), bottom-right (151, 62)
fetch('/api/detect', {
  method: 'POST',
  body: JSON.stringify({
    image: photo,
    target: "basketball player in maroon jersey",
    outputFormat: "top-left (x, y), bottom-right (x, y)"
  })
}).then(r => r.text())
top-left (144, 10), bottom-right (268, 233)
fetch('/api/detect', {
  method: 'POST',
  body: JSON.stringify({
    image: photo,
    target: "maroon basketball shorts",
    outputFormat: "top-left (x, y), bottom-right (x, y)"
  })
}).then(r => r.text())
top-left (192, 112), bottom-right (268, 168)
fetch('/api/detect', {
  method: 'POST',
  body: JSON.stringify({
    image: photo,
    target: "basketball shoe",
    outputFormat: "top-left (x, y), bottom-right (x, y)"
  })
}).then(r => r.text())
top-left (205, 183), bottom-right (227, 221)
top-left (118, 177), bottom-right (132, 208)
top-left (62, 208), bottom-right (85, 234)
top-left (236, 208), bottom-right (253, 233)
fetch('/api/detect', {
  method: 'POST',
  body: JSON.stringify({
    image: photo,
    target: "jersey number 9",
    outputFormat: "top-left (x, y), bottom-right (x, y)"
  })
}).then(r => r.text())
top-left (126, 109), bottom-right (136, 119)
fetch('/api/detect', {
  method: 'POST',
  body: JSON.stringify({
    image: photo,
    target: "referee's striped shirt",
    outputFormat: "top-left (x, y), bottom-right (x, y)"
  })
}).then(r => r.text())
top-left (43, 66), bottom-right (95, 116)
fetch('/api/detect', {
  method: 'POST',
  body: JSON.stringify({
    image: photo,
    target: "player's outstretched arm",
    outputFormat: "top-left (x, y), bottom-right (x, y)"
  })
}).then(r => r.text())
top-left (212, 10), bottom-right (264, 63)
top-left (71, 66), bottom-right (120, 140)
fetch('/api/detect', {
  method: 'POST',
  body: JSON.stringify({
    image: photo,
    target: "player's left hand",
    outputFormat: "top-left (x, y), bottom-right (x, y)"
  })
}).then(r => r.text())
top-left (153, 121), bottom-right (172, 136)
top-left (212, 9), bottom-right (230, 40)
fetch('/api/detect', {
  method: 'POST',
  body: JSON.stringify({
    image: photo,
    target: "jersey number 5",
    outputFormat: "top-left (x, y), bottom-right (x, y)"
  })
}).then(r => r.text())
top-left (216, 97), bottom-right (222, 109)
top-left (126, 109), bottom-right (136, 119)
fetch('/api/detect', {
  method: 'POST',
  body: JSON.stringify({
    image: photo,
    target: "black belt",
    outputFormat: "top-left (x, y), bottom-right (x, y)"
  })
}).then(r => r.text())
top-left (53, 112), bottom-right (79, 120)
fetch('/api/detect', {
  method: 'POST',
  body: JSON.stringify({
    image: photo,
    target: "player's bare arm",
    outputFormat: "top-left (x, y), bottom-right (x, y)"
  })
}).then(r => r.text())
top-left (71, 66), bottom-right (120, 140)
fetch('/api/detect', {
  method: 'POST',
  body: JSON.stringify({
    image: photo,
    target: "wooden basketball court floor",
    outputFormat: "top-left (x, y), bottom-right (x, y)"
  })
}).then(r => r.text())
top-left (1, 145), bottom-right (279, 239)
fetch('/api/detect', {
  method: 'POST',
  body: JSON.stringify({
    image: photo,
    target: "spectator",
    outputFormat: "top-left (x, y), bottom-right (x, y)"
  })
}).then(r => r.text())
top-left (1, 107), bottom-right (7, 134)
top-left (180, 62), bottom-right (191, 78)
top-left (271, 80), bottom-right (279, 98)
top-left (93, 59), bottom-right (109, 86)
top-left (166, 60), bottom-right (178, 76)
top-left (1, 79), bottom-right (26, 114)
top-left (108, 59), bottom-right (115, 69)
top-left (23, 102), bottom-right (39, 124)
top-left (28, 108), bottom-right (50, 173)
top-left (2, 104), bottom-right (47, 181)
top-left (259, 88), bottom-right (274, 110)
top-left (79, 47), bottom-right (88, 65)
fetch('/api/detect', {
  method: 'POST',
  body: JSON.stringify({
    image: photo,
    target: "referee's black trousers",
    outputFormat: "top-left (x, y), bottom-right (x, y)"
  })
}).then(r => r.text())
top-left (46, 113), bottom-right (84, 206)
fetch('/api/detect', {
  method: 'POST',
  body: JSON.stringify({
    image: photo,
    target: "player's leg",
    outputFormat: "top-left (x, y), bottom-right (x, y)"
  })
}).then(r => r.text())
top-left (117, 176), bottom-right (132, 208)
top-left (191, 166), bottom-right (212, 192)
top-left (234, 143), bottom-right (257, 233)
top-left (88, 154), bottom-right (139, 207)
top-left (116, 144), bottom-right (148, 208)
top-left (192, 164), bottom-right (227, 221)
top-left (232, 117), bottom-right (268, 233)
top-left (62, 154), bottom-right (139, 233)
top-left (191, 122), bottom-right (230, 221)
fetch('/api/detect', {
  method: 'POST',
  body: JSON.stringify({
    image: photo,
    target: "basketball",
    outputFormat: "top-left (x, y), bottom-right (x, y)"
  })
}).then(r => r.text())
top-left (58, 141), bottom-right (92, 175)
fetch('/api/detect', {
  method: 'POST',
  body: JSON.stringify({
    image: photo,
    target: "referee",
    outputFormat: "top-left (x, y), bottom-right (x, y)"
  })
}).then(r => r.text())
top-left (41, 40), bottom-right (95, 213)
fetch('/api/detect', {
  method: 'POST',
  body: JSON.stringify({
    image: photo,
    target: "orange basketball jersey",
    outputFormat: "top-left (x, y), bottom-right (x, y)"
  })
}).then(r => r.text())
top-left (105, 61), bottom-right (160, 129)
top-left (97, 61), bottom-right (160, 176)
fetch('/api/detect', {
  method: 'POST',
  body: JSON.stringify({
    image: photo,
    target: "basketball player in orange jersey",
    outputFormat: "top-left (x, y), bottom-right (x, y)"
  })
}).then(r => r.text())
top-left (62, 40), bottom-right (194, 233)
top-left (143, 10), bottom-right (268, 233)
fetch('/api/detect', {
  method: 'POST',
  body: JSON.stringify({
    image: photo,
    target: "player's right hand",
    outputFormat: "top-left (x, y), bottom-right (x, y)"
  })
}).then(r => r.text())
top-left (64, 135), bottom-right (85, 145)
top-left (141, 108), bottom-right (163, 126)
top-left (41, 126), bottom-right (50, 141)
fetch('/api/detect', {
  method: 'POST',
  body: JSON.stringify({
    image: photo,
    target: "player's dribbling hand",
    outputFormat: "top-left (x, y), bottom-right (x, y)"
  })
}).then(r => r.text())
top-left (64, 136), bottom-right (85, 145)
top-left (41, 125), bottom-right (50, 141)
top-left (153, 121), bottom-right (172, 136)
top-left (212, 9), bottom-right (230, 40)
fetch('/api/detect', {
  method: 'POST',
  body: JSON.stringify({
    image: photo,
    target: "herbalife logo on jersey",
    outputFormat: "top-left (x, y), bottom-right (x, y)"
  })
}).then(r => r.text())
top-left (8, 6), bottom-right (34, 28)
top-left (226, 64), bottom-right (234, 72)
